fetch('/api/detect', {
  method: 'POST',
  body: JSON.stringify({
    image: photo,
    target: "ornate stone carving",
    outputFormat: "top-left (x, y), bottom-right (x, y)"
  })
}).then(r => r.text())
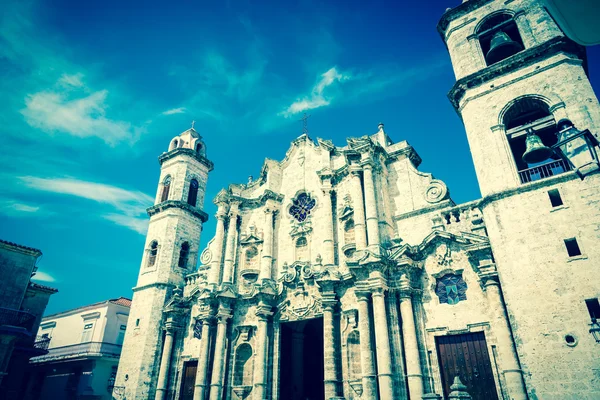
top-left (436, 243), bottom-right (453, 266)
top-left (425, 179), bottom-right (449, 203)
top-left (200, 239), bottom-right (213, 265)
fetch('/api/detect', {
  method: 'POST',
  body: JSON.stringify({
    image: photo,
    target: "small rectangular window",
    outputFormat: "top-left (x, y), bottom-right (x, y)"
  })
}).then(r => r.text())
top-left (135, 319), bottom-right (140, 327)
top-left (564, 238), bottom-right (582, 257)
top-left (585, 298), bottom-right (600, 320)
top-left (548, 189), bottom-right (563, 207)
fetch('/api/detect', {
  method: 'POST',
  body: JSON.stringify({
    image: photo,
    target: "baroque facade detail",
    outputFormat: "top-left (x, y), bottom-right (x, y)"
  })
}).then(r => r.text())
top-left (114, 1), bottom-right (600, 400)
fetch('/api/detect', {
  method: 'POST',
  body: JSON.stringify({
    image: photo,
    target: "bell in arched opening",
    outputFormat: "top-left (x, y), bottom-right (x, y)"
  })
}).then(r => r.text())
top-left (486, 31), bottom-right (523, 64)
top-left (523, 130), bottom-right (553, 164)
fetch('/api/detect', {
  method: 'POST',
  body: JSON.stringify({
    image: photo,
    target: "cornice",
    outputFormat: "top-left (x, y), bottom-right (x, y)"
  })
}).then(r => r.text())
top-left (158, 148), bottom-right (214, 171)
top-left (448, 38), bottom-right (586, 111)
top-left (147, 200), bottom-right (209, 222)
top-left (437, 0), bottom-right (493, 40)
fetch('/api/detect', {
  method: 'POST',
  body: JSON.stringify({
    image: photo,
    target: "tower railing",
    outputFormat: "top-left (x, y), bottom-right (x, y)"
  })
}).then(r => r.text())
top-left (518, 159), bottom-right (570, 184)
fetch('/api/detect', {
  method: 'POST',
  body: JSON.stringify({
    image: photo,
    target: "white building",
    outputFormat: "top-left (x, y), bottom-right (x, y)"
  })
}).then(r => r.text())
top-left (115, 0), bottom-right (600, 399)
top-left (28, 297), bottom-right (131, 400)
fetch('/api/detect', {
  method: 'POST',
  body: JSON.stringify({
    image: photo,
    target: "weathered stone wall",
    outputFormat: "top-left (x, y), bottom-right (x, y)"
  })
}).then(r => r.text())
top-left (483, 174), bottom-right (600, 400)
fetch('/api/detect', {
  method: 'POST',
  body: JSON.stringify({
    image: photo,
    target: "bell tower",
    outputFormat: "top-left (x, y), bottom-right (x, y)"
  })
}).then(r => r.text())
top-left (438, 0), bottom-right (600, 196)
top-left (438, 2), bottom-right (600, 399)
top-left (115, 127), bottom-right (213, 400)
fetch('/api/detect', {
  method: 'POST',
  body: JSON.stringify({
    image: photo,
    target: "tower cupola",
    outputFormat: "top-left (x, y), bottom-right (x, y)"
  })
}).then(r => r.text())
top-left (168, 126), bottom-right (207, 158)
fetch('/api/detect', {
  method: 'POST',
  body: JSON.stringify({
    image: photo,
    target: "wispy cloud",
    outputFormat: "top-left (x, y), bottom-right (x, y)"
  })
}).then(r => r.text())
top-left (18, 176), bottom-right (153, 234)
top-left (32, 271), bottom-right (56, 283)
top-left (162, 107), bottom-right (187, 115)
top-left (280, 67), bottom-right (350, 117)
top-left (21, 78), bottom-right (141, 146)
top-left (0, 199), bottom-right (45, 217)
top-left (103, 213), bottom-right (149, 235)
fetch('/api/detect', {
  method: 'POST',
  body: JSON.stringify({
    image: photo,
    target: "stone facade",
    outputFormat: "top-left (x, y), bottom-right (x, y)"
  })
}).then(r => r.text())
top-left (115, 1), bottom-right (600, 399)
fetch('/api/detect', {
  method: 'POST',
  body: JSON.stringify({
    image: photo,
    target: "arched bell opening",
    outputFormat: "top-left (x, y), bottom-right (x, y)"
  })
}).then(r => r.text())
top-left (503, 97), bottom-right (570, 183)
top-left (477, 13), bottom-right (524, 66)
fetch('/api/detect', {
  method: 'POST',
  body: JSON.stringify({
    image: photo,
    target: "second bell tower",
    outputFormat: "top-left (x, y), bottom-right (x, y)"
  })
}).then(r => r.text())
top-left (115, 126), bottom-right (213, 400)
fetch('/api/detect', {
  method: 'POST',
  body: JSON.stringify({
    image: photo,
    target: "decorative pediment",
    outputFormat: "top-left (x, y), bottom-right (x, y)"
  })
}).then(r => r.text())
top-left (164, 288), bottom-right (190, 313)
top-left (389, 231), bottom-right (489, 262)
top-left (240, 224), bottom-right (263, 246)
top-left (338, 194), bottom-right (354, 220)
top-left (347, 136), bottom-right (373, 153)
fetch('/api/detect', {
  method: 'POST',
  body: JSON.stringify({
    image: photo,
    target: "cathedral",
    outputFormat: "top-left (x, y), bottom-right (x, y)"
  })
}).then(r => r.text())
top-left (114, 0), bottom-right (600, 399)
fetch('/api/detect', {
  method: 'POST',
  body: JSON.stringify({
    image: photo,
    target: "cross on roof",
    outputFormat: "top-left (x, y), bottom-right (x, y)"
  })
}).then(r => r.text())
top-left (191, 120), bottom-right (196, 129)
top-left (299, 113), bottom-right (310, 135)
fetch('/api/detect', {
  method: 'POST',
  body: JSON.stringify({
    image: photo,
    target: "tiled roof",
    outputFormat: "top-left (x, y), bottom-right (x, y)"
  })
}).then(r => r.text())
top-left (0, 238), bottom-right (42, 255)
top-left (43, 296), bottom-right (132, 320)
top-left (109, 297), bottom-right (132, 308)
top-left (29, 282), bottom-right (58, 293)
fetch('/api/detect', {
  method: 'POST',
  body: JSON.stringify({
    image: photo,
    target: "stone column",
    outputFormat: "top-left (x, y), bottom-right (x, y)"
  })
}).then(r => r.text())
top-left (482, 273), bottom-right (527, 400)
top-left (259, 206), bottom-right (275, 281)
top-left (155, 323), bottom-right (177, 400)
top-left (361, 159), bottom-right (380, 247)
top-left (193, 318), bottom-right (214, 400)
top-left (399, 276), bottom-right (424, 400)
top-left (322, 294), bottom-right (341, 399)
top-left (208, 204), bottom-right (228, 285)
top-left (321, 186), bottom-right (336, 267)
top-left (356, 292), bottom-right (377, 398)
top-left (349, 166), bottom-right (368, 250)
top-left (222, 203), bottom-right (240, 284)
top-left (253, 303), bottom-right (273, 400)
top-left (371, 289), bottom-right (394, 398)
top-left (209, 308), bottom-right (232, 399)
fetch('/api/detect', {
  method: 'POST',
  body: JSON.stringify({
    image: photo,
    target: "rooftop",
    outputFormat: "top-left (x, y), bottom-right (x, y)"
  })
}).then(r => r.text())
top-left (43, 296), bottom-right (132, 320)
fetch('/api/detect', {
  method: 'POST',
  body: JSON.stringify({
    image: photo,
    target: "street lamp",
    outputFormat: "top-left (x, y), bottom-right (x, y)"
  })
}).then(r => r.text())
top-left (552, 119), bottom-right (600, 179)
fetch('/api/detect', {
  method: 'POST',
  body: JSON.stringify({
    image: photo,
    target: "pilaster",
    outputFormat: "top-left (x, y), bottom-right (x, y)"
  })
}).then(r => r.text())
top-left (349, 165), bottom-right (368, 250)
top-left (209, 306), bottom-right (233, 399)
top-left (208, 202), bottom-right (228, 286)
top-left (222, 202), bottom-right (240, 284)
top-left (398, 275), bottom-right (424, 400)
top-left (360, 156), bottom-right (380, 247)
top-left (371, 287), bottom-right (394, 398)
top-left (356, 291), bottom-right (378, 398)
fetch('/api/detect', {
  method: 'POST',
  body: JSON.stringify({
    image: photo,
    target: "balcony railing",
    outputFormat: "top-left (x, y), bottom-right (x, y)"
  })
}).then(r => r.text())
top-left (30, 341), bottom-right (123, 363)
top-left (0, 307), bottom-right (36, 331)
top-left (33, 336), bottom-right (51, 351)
top-left (518, 159), bottom-right (570, 184)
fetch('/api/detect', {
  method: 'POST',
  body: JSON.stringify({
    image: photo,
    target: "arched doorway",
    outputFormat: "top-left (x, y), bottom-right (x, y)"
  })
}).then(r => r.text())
top-left (279, 318), bottom-right (324, 400)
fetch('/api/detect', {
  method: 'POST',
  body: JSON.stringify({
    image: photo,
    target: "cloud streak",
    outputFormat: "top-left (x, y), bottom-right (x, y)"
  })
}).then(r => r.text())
top-left (18, 176), bottom-right (153, 234)
top-left (21, 81), bottom-right (140, 146)
top-left (162, 107), bottom-right (186, 115)
top-left (280, 67), bottom-right (350, 117)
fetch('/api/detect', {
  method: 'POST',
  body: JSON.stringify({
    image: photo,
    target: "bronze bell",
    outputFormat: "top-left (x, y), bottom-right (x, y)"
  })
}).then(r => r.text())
top-left (522, 130), bottom-right (552, 164)
top-left (486, 31), bottom-right (523, 65)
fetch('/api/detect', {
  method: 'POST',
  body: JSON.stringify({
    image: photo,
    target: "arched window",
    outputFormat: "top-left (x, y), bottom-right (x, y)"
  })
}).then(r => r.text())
top-left (169, 139), bottom-right (178, 151)
top-left (477, 13), bottom-right (524, 66)
top-left (503, 98), bottom-right (568, 183)
top-left (344, 219), bottom-right (355, 245)
top-left (245, 247), bottom-right (259, 270)
top-left (161, 175), bottom-right (171, 202)
top-left (187, 179), bottom-right (199, 207)
top-left (233, 344), bottom-right (253, 386)
top-left (296, 237), bottom-right (308, 261)
top-left (178, 242), bottom-right (190, 268)
top-left (148, 241), bottom-right (158, 267)
top-left (196, 143), bottom-right (203, 154)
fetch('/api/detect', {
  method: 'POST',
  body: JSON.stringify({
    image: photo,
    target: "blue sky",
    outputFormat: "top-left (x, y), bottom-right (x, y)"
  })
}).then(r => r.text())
top-left (1, 0), bottom-right (599, 315)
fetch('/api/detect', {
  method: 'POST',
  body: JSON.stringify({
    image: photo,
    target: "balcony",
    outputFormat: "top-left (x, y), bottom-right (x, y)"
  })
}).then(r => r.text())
top-left (30, 342), bottom-right (123, 363)
top-left (0, 307), bottom-right (36, 332)
top-left (518, 159), bottom-right (570, 184)
top-left (33, 336), bottom-right (51, 351)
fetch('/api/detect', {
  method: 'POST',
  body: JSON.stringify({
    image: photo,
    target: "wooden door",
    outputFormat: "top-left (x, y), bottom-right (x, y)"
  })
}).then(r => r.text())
top-left (435, 332), bottom-right (498, 400)
top-left (180, 360), bottom-right (198, 400)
